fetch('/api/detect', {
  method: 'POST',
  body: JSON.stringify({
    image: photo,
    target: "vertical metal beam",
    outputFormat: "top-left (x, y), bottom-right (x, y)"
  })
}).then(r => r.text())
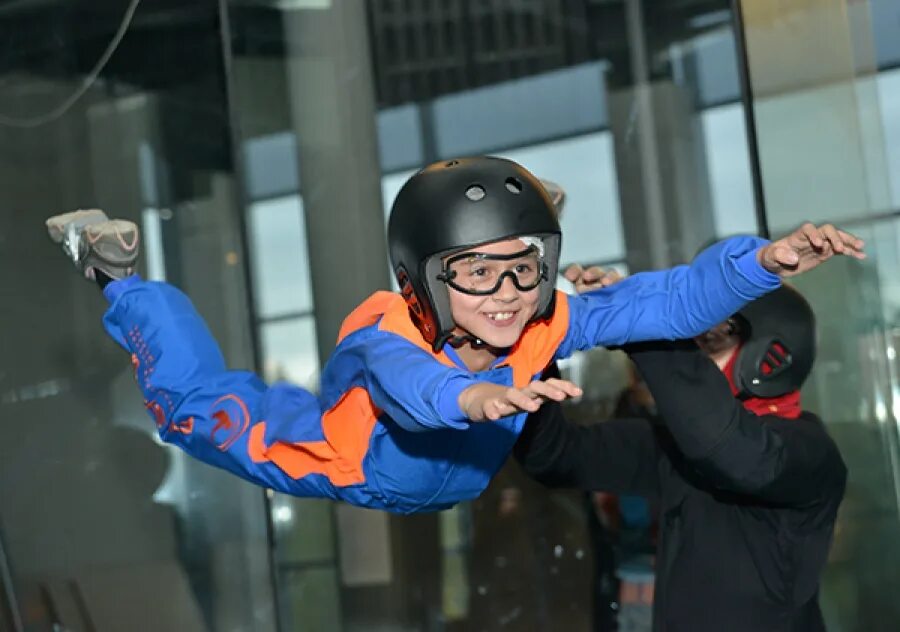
top-left (215, 2), bottom-right (283, 629)
top-left (731, 0), bottom-right (771, 239)
top-left (624, 0), bottom-right (670, 269)
top-left (0, 524), bottom-right (23, 632)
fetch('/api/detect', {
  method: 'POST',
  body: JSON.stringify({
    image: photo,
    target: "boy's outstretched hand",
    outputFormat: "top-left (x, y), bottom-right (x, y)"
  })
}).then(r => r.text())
top-left (459, 378), bottom-right (584, 422)
top-left (758, 222), bottom-right (865, 277)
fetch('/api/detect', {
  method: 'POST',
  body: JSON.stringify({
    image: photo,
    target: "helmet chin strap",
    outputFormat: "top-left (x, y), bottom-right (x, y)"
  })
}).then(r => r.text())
top-left (448, 333), bottom-right (485, 348)
top-left (447, 333), bottom-right (505, 352)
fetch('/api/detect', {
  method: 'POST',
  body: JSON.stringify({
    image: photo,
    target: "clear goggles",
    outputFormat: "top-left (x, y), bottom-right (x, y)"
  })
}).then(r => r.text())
top-left (436, 245), bottom-right (547, 296)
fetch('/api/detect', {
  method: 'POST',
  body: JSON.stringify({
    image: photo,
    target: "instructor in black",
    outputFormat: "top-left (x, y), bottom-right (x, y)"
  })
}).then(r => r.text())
top-left (515, 270), bottom-right (847, 631)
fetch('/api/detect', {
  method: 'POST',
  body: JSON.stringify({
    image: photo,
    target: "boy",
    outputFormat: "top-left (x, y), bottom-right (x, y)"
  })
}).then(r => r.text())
top-left (46, 156), bottom-right (864, 514)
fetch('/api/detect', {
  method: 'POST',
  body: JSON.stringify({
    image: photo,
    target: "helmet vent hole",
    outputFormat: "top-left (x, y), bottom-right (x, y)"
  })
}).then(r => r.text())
top-left (465, 184), bottom-right (486, 201)
top-left (446, 160), bottom-right (459, 167)
top-left (505, 177), bottom-right (523, 194)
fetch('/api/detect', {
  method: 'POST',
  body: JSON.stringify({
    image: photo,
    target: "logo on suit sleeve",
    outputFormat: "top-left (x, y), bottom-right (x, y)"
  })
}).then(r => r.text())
top-left (210, 394), bottom-right (250, 451)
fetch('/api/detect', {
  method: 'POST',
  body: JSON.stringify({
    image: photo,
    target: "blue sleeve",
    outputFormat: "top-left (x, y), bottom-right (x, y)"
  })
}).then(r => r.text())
top-left (102, 276), bottom-right (337, 499)
top-left (321, 328), bottom-right (482, 433)
top-left (556, 235), bottom-right (780, 358)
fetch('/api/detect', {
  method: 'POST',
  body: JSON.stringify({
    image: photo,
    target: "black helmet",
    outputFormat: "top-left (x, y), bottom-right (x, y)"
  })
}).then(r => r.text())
top-left (388, 156), bottom-right (562, 351)
top-left (732, 285), bottom-right (816, 398)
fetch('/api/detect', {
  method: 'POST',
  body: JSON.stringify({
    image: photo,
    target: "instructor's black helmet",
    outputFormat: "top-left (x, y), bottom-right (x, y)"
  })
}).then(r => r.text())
top-left (732, 285), bottom-right (816, 398)
top-left (388, 156), bottom-right (562, 351)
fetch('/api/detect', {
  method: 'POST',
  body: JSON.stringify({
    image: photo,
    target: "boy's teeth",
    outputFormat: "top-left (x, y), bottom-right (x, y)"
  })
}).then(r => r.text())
top-left (488, 312), bottom-right (514, 321)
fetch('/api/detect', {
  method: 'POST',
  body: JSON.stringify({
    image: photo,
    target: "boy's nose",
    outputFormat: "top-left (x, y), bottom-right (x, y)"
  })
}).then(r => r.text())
top-left (492, 273), bottom-right (519, 301)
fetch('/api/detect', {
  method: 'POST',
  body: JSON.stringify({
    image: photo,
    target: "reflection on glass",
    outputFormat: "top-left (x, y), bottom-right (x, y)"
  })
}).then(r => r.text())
top-left (786, 217), bottom-right (900, 628)
top-left (502, 133), bottom-right (624, 266)
top-left (877, 68), bottom-right (900, 209)
top-left (249, 196), bottom-right (314, 319)
top-left (259, 317), bottom-right (320, 389)
top-left (0, 0), bottom-right (276, 628)
top-left (743, 3), bottom-right (900, 620)
top-left (231, 0), bottom-right (763, 630)
top-left (701, 103), bottom-right (758, 237)
top-left (381, 168), bottom-right (419, 225)
top-left (280, 566), bottom-right (342, 632)
top-left (141, 207), bottom-right (168, 281)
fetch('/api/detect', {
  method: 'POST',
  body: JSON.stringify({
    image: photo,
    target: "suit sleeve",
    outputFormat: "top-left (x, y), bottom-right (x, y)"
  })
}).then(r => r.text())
top-left (556, 236), bottom-right (781, 358)
top-left (627, 340), bottom-right (847, 505)
top-left (319, 328), bottom-right (482, 433)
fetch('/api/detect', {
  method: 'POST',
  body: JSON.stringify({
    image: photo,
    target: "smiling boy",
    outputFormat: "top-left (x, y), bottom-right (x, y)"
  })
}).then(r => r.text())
top-left (47, 156), bottom-right (864, 513)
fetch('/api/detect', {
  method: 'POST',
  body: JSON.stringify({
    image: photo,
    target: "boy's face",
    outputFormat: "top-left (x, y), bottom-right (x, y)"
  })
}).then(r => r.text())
top-left (446, 238), bottom-right (542, 349)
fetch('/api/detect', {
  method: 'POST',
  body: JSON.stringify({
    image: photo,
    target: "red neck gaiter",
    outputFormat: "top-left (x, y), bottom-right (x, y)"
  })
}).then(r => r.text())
top-left (722, 344), bottom-right (802, 419)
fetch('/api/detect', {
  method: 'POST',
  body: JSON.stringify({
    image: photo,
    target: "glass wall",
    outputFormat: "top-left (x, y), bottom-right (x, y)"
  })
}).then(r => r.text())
top-left (9, 0), bottom-right (895, 631)
top-left (739, 1), bottom-right (900, 628)
top-left (0, 1), bottom-right (275, 630)
top-left (226, 1), bottom-right (760, 630)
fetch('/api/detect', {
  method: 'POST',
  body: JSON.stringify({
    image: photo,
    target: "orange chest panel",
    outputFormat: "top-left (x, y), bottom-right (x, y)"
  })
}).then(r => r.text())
top-left (343, 290), bottom-right (571, 386)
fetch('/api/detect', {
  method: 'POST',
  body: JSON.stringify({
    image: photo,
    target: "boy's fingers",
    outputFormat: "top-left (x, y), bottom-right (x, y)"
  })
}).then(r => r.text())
top-left (527, 379), bottom-right (583, 401)
top-left (485, 380), bottom-right (586, 419)
top-left (503, 389), bottom-right (541, 412)
top-left (526, 382), bottom-right (567, 401)
top-left (486, 400), bottom-right (514, 420)
top-left (543, 378), bottom-right (583, 398)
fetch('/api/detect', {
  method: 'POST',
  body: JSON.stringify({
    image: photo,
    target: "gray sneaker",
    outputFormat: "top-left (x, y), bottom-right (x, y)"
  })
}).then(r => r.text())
top-left (46, 209), bottom-right (140, 281)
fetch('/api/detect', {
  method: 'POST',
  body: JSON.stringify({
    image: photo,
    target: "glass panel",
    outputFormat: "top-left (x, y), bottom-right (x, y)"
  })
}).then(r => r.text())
top-left (871, 0), bottom-right (900, 68)
top-left (272, 495), bottom-right (335, 565)
top-left (700, 103), bottom-right (759, 237)
top-left (259, 317), bottom-right (320, 390)
top-left (280, 566), bottom-right (343, 632)
top-left (502, 133), bottom-right (625, 265)
top-left (0, 1), bottom-right (275, 630)
top-left (248, 195), bottom-right (314, 319)
top-left (789, 216), bottom-right (900, 629)
top-left (877, 68), bottom-right (900, 209)
top-left (742, 0), bottom-right (893, 231)
top-left (0, 0), bottom-right (766, 630)
top-left (224, 1), bottom-right (759, 631)
top-left (431, 62), bottom-right (608, 158)
top-left (742, 2), bottom-right (900, 627)
top-left (381, 168), bottom-right (419, 225)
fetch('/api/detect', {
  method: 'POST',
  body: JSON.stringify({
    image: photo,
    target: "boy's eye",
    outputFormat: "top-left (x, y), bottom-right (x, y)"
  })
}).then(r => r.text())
top-left (515, 263), bottom-right (534, 274)
top-left (470, 267), bottom-right (489, 277)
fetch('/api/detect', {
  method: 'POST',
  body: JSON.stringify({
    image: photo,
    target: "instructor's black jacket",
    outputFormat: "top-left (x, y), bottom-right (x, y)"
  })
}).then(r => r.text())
top-left (515, 341), bottom-right (847, 632)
